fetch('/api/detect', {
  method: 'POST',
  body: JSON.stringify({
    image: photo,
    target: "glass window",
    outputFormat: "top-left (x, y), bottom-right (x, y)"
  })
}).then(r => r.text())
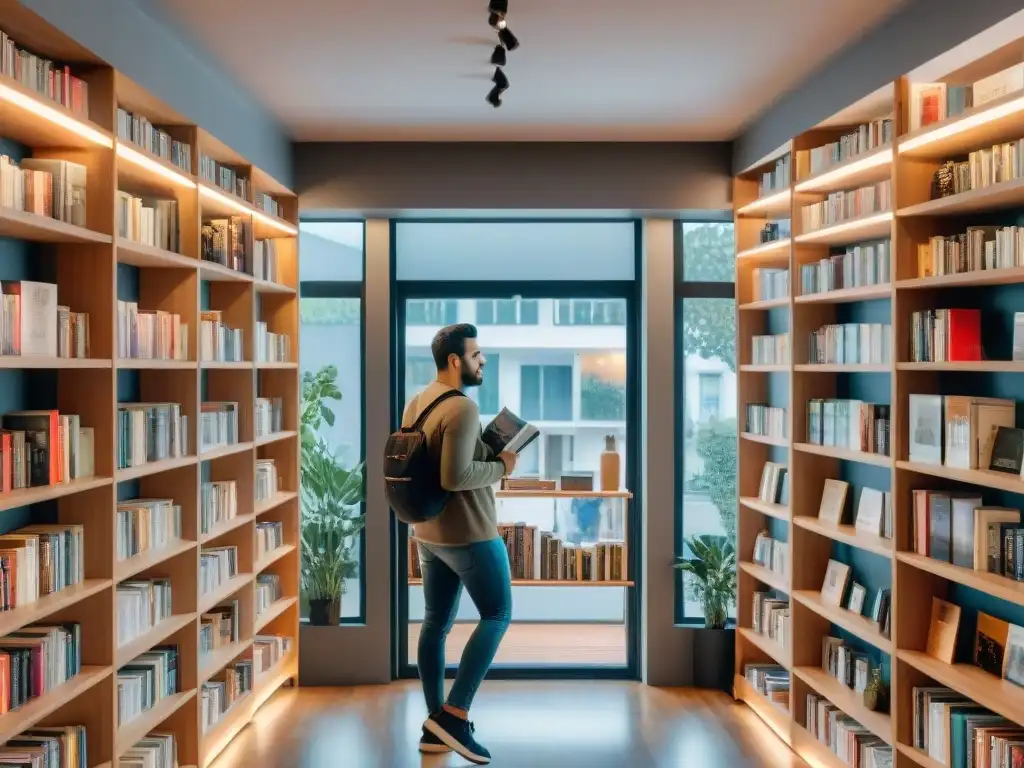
top-left (521, 364), bottom-right (572, 421)
top-left (299, 222), bottom-right (365, 623)
top-left (698, 373), bottom-right (722, 421)
top-left (682, 222), bottom-right (736, 282)
top-left (405, 355), bottom-right (436, 403)
top-left (476, 300), bottom-right (495, 325)
top-left (520, 299), bottom-right (539, 325)
top-left (580, 353), bottom-right (627, 421)
top-left (408, 299), bottom-right (457, 325)
top-left (476, 298), bottom-right (540, 325)
top-left (554, 299), bottom-right (627, 326)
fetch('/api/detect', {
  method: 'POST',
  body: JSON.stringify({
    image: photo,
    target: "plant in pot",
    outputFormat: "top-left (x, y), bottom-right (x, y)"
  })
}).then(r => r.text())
top-left (300, 364), bottom-right (365, 626)
top-left (674, 534), bottom-right (737, 690)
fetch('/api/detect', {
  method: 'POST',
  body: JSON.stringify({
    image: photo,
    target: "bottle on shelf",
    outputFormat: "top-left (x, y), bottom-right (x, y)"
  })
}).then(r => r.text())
top-left (600, 434), bottom-right (621, 491)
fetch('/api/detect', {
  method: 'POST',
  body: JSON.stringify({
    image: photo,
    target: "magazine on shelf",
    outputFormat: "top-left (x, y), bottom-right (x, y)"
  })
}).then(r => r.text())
top-left (482, 407), bottom-right (540, 456)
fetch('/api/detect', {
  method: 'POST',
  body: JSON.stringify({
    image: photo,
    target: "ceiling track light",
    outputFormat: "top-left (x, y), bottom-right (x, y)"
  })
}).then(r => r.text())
top-left (492, 67), bottom-right (509, 91)
top-left (490, 45), bottom-right (506, 66)
top-left (486, 84), bottom-right (503, 108)
top-left (497, 26), bottom-right (519, 51)
top-left (488, 0), bottom-right (508, 14)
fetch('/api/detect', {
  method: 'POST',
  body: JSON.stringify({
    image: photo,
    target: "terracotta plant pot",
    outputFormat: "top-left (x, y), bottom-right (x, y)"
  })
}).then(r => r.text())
top-left (308, 597), bottom-right (341, 626)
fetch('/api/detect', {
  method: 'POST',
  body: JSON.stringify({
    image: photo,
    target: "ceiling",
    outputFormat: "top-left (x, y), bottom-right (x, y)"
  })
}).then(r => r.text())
top-left (143, 0), bottom-right (908, 142)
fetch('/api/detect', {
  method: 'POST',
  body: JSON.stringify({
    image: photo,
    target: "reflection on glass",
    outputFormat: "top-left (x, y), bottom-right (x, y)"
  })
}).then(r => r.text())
top-left (682, 222), bottom-right (735, 283)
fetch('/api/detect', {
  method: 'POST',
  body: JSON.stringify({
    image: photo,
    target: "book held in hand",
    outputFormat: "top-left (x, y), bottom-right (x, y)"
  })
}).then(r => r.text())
top-left (481, 407), bottom-right (539, 456)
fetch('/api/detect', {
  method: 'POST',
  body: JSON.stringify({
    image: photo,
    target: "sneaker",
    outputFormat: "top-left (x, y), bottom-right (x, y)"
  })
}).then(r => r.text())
top-left (424, 709), bottom-right (492, 765)
top-left (419, 725), bottom-right (451, 754)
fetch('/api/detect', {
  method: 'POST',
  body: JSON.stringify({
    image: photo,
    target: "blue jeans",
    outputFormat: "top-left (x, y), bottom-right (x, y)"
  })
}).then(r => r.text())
top-left (417, 537), bottom-right (512, 712)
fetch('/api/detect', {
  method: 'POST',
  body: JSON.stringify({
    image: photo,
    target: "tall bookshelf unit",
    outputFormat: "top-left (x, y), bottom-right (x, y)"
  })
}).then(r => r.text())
top-left (0, 4), bottom-right (300, 766)
top-left (735, 19), bottom-right (1024, 767)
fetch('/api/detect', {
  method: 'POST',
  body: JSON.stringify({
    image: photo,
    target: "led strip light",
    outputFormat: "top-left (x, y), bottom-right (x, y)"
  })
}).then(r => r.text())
top-left (117, 143), bottom-right (196, 188)
top-left (796, 211), bottom-right (893, 243)
top-left (899, 95), bottom-right (1024, 154)
top-left (199, 184), bottom-right (298, 235)
top-left (737, 188), bottom-right (791, 216)
top-left (0, 81), bottom-right (112, 148)
top-left (794, 148), bottom-right (892, 193)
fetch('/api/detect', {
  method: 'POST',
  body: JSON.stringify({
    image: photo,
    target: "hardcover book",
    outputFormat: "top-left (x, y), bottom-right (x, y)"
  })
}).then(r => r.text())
top-left (481, 407), bottom-right (539, 456)
top-left (817, 479), bottom-right (849, 525)
top-left (821, 559), bottom-right (851, 607)
top-left (926, 597), bottom-right (961, 664)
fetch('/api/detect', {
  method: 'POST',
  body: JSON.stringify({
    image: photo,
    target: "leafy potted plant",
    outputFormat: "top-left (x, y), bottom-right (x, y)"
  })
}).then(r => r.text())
top-left (675, 533), bottom-right (737, 690)
top-left (300, 365), bottom-right (365, 625)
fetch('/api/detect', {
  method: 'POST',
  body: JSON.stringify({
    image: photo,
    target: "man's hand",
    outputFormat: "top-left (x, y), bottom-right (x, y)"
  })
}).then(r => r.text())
top-left (498, 450), bottom-right (518, 475)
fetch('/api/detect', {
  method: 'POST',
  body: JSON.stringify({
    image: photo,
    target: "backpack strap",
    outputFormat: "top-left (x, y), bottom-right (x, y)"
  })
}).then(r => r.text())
top-left (409, 389), bottom-right (465, 432)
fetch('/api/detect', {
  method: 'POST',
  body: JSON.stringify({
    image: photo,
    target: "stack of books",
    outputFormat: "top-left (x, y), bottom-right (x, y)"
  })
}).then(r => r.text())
top-left (200, 546), bottom-right (239, 596)
top-left (255, 574), bottom-right (282, 615)
top-left (256, 522), bottom-right (284, 559)
top-left (753, 268), bottom-right (789, 302)
top-left (200, 311), bottom-right (243, 362)
top-left (201, 217), bottom-right (250, 274)
top-left (0, 27), bottom-right (90, 115)
top-left (751, 334), bottom-right (789, 365)
top-left (254, 397), bottom-right (283, 438)
top-left (201, 480), bottom-right (238, 535)
top-left (821, 636), bottom-right (874, 693)
top-left (806, 323), bottom-right (891, 365)
top-left (758, 155), bottom-right (790, 196)
top-left (0, 156), bottom-right (87, 225)
top-left (115, 645), bottom-right (178, 725)
top-left (910, 309), bottom-right (982, 362)
top-left (744, 664), bottom-right (789, 709)
top-left (115, 499), bottom-right (182, 562)
top-left (0, 623), bottom-right (82, 713)
top-left (253, 192), bottom-right (281, 217)
top-left (116, 192), bottom-right (179, 252)
top-left (253, 635), bottom-right (292, 678)
top-left (117, 402), bottom-right (188, 469)
top-left (800, 240), bottom-right (890, 295)
top-left (253, 240), bottom-right (279, 282)
top-left (757, 462), bottom-right (788, 506)
top-left (752, 591), bottom-right (789, 648)
top-left (745, 404), bottom-right (787, 440)
top-left (0, 410), bottom-right (95, 490)
top-left (201, 659), bottom-right (253, 733)
top-left (0, 726), bottom-right (86, 766)
top-left (805, 693), bottom-right (892, 766)
top-left (752, 531), bottom-right (786, 577)
top-left (117, 301), bottom-right (188, 361)
top-left (199, 157), bottom-right (250, 200)
top-left (256, 322), bottom-right (290, 363)
top-left (199, 600), bottom-right (239, 655)
top-left (806, 399), bottom-right (890, 456)
top-left (200, 403), bottom-right (239, 450)
top-left (912, 686), bottom-right (1024, 765)
top-left (116, 579), bottom-right (172, 647)
top-left (1, 281), bottom-right (89, 360)
top-left (800, 179), bottom-right (891, 232)
top-left (255, 459), bottom-right (278, 502)
top-left (117, 107), bottom-right (192, 173)
top-left (799, 118), bottom-right (893, 175)
top-left (121, 733), bottom-right (177, 768)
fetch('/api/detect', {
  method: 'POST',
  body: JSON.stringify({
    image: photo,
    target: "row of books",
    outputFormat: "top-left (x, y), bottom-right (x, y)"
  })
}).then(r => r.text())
top-left (0, 523), bottom-right (85, 610)
top-left (798, 119), bottom-right (892, 177)
top-left (912, 684), bottom-right (1024, 767)
top-left (752, 531), bottom-right (786, 577)
top-left (199, 156), bottom-right (250, 201)
top-left (0, 156), bottom-right (87, 228)
top-left (751, 334), bottom-right (789, 366)
top-left (0, 410), bottom-right (95, 492)
top-left (907, 393), bottom-right (1013, 470)
top-left (123, 733), bottom-right (176, 768)
top-left (0, 623), bottom-right (81, 714)
top-left (256, 322), bottom-right (291, 363)
top-left (253, 239), bottom-right (280, 283)
top-left (200, 402), bottom-right (239, 451)
top-left (931, 138), bottom-right (1024, 200)
top-left (821, 636), bottom-right (875, 695)
top-left (745, 404), bottom-right (786, 440)
top-left (805, 692), bottom-right (892, 767)
top-left (117, 108), bottom-right (192, 174)
top-left (202, 217), bottom-right (251, 275)
top-left (117, 402), bottom-right (189, 470)
top-left (199, 600), bottom-right (239, 654)
top-left (0, 725), bottom-right (86, 767)
top-left (1, 280), bottom-right (89, 359)
top-left (917, 226), bottom-right (1024, 276)
top-left (497, 523), bottom-right (626, 582)
top-left (201, 659), bottom-right (253, 733)
top-left (117, 301), bottom-right (188, 361)
top-left (757, 462), bottom-right (789, 506)
top-left (820, 560), bottom-right (892, 638)
top-left (116, 499), bottom-right (182, 563)
top-left (911, 490), bottom-right (1023, 580)
top-left (116, 192), bottom-right (179, 253)
top-left (256, 521), bottom-right (284, 559)
top-left (751, 591), bottom-right (789, 649)
top-left (116, 645), bottom-right (177, 725)
top-left (806, 323), bottom-right (891, 365)
top-left (909, 309), bottom-right (981, 363)
top-left (253, 192), bottom-right (281, 218)
top-left (255, 397), bottom-right (284, 438)
top-left (752, 267), bottom-right (788, 302)
top-left (116, 579), bottom-right (172, 648)
top-left (256, 574), bottom-right (282, 615)
top-left (799, 241), bottom-right (890, 295)
top-left (0, 28), bottom-right (90, 116)
top-left (744, 664), bottom-right (789, 709)
top-left (800, 179), bottom-right (891, 233)
top-left (817, 480), bottom-right (893, 540)
top-left (253, 635), bottom-right (292, 677)
top-left (200, 311), bottom-right (243, 362)
top-left (255, 459), bottom-right (279, 502)
top-left (806, 399), bottom-right (891, 457)
top-left (200, 546), bottom-right (239, 596)
top-left (201, 480), bottom-right (237, 535)
top-left (758, 154), bottom-right (791, 197)
top-left (758, 219), bottom-right (790, 245)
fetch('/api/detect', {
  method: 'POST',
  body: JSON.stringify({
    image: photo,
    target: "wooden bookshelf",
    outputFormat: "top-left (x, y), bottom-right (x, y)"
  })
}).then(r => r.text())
top-left (0, 6), bottom-right (301, 765)
top-left (735, 28), bottom-right (1024, 767)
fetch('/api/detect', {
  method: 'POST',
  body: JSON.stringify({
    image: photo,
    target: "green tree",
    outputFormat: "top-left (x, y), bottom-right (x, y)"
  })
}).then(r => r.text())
top-left (580, 375), bottom-right (626, 420)
top-left (694, 419), bottom-right (738, 541)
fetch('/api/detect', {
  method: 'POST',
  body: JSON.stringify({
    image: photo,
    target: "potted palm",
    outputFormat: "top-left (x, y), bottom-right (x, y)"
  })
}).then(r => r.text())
top-left (300, 365), bottom-right (365, 625)
top-left (675, 534), bottom-right (737, 690)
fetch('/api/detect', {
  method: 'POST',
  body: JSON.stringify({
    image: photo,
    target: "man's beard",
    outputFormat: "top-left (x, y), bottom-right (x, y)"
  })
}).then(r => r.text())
top-left (461, 368), bottom-right (483, 388)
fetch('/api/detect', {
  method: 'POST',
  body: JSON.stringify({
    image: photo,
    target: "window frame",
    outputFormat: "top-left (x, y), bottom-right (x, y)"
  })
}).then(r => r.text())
top-left (298, 220), bottom-right (368, 626)
top-left (673, 218), bottom-right (737, 626)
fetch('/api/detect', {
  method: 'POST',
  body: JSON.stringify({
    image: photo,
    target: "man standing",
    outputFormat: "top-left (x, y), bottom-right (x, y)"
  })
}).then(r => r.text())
top-left (402, 323), bottom-right (516, 765)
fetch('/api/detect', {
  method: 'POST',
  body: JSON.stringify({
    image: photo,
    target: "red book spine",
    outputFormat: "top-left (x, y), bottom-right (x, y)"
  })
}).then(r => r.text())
top-left (48, 411), bottom-right (60, 486)
top-left (0, 433), bottom-right (9, 494)
top-left (946, 309), bottom-right (982, 361)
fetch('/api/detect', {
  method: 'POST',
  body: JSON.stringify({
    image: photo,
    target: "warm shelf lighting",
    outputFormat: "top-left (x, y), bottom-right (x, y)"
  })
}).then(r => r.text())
top-left (199, 184), bottom-right (298, 236)
top-left (737, 188), bottom-right (791, 216)
top-left (899, 95), bottom-right (1024, 154)
top-left (738, 238), bottom-right (791, 259)
top-left (796, 211), bottom-right (893, 243)
top-left (794, 148), bottom-right (892, 192)
top-left (116, 143), bottom-right (196, 188)
top-left (0, 81), bottom-right (113, 148)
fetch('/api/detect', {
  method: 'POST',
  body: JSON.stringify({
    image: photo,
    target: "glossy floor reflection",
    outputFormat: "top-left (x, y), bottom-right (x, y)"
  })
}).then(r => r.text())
top-left (210, 681), bottom-right (807, 768)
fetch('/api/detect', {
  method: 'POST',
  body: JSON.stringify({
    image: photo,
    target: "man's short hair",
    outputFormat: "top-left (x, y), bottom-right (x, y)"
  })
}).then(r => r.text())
top-left (431, 323), bottom-right (478, 370)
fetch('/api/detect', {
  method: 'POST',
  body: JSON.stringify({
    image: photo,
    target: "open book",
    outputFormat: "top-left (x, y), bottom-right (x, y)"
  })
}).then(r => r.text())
top-left (482, 407), bottom-right (539, 455)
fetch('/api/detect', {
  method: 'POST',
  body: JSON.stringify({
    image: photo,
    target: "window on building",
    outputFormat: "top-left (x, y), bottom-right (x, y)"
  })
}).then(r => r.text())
top-left (476, 298), bottom-right (539, 325)
top-left (405, 355), bottom-right (436, 403)
top-left (299, 221), bottom-right (365, 623)
top-left (676, 221), bottom-right (737, 622)
top-left (408, 299), bottom-right (458, 325)
top-left (580, 352), bottom-right (627, 421)
top-left (521, 364), bottom-right (573, 421)
top-left (554, 298), bottom-right (627, 325)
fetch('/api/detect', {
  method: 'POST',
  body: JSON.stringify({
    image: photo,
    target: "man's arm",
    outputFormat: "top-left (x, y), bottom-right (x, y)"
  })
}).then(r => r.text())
top-left (439, 400), bottom-right (505, 492)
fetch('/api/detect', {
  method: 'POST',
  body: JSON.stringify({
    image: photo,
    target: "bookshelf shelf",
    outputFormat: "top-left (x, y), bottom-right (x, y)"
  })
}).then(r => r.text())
top-left (898, 175), bottom-right (1024, 217)
top-left (733, 673), bottom-right (792, 726)
top-left (0, 206), bottom-right (113, 244)
top-left (896, 459), bottom-right (1024, 494)
top-left (896, 552), bottom-right (1024, 608)
top-left (0, 666), bottom-right (112, 744)
top-left (741, 432), bottom-right (789, 448)
top-left (897, 651), bottom-right (1024, 725)
top-left (199, 640), bottom-right (253, 686)
top-left (739, 297), bottom-right (789, 311)
top-left (738, 627), bottom-right (792, 669)
top-left (793, 590), bottom-right (892, 653)
top-left (254, 430), bottom-right (297, 447)
top-left (200, 361), bottom-right (252, 370)
top-left (738, 561), bottom-right (790, 593)
top-left (793, 145), bottom-right (893, 194)
top-left (793, 443), bottom-right (891, 467)
top-left (255, 544), bottom-right (296, 573)
top-left (199, 692), bottom-right (253, 759)
top-left (739, 497), bottom-right (790, 522)
top-left (793, 364), bottom-right (890, 373)
top-left (737, 239), bottom-right (791, 261)
top-left (794, 211), bottom-right (893, 247)
top-left (895, 360), bottom-right (1024, 372)
top-left (739, 364), bottom-right (789, 373)
top-left (896, 265), bottom-right (1024, 290)
top-left (791, 516), bottom-right (893, 558)
top-left (794, 666), bottom-right (892, 743)
top-left (737, 189), bottom-right (792, 218)
top-left (794, 284), bottom-right (892, 304)
top-left (895, 744), bottom-right (945, 768)
top-left (494, 489), bottom-right (633, 499)
top-left (0, 9), bottom-right (301, 762)
top-left (407, 578), bottom-right (634, 588)
top-left (897, 90), bottom-right (1024, 160)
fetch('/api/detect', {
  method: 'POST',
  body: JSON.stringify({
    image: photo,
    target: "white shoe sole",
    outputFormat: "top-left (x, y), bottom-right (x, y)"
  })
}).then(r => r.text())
top-left (424, 718), bottom-right (491, 765)
top-left (419, 741), bottom-right (451, 754)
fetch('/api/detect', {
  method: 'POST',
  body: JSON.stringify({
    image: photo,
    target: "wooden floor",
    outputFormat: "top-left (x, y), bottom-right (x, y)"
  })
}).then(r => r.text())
top-left (407, 622), bottom-right (627, 666)
top-left (210, 681), bottom-right (808, 768)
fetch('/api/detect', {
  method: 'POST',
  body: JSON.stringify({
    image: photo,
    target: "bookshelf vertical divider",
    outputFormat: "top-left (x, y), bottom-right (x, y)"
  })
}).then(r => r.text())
top-left (0, 6), bottom-right (301, 765)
